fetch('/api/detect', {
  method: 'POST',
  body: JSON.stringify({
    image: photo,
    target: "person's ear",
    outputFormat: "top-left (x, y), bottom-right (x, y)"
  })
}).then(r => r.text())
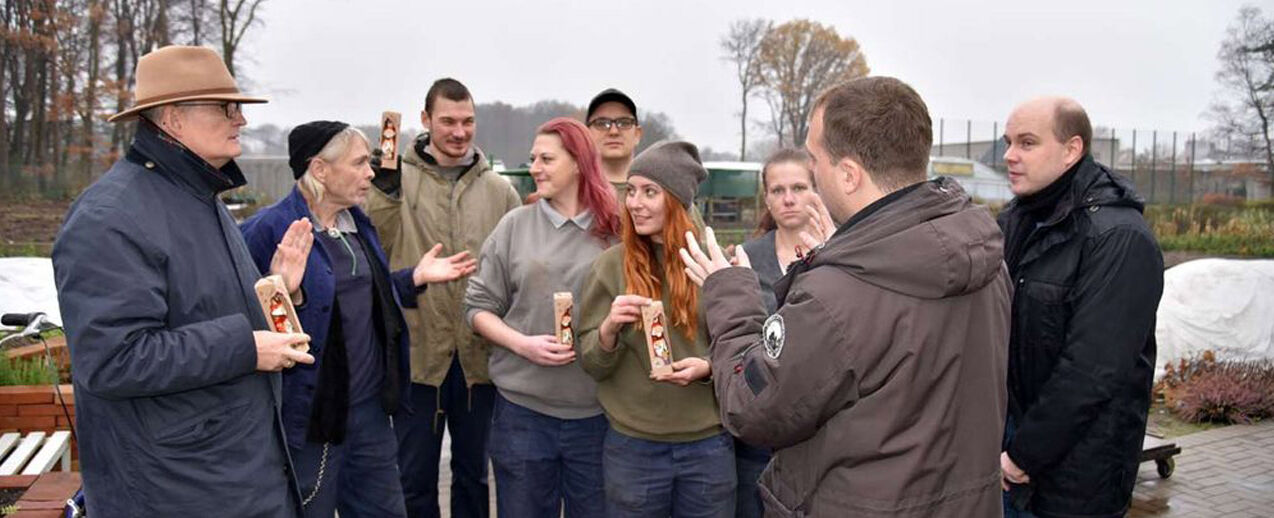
top-left (420, 110), bottom-right (429, 128)
top-left (838, 156), bottom-right (864, 197)
top-left (158, 107), bottom-right (181, 136)
top-left (1063, 135), bottom-right (1084, 168)
top-left (311, 159), bottom-right (329, 184)
top-left (634, 125), bottom-right (644, 145)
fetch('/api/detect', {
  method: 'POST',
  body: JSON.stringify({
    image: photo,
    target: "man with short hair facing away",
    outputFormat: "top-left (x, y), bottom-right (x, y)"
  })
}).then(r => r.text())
top-left (682, 76), bottom-right (1011, 516)
top-left (367, 78), bottom-right (521, 518)
top-left (53, 45), bottom-right (314, 517)
top-left (998, 97), bottom-right (1163, 518)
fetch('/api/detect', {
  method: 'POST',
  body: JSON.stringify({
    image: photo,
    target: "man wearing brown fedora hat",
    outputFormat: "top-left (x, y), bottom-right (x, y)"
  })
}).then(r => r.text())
top-left (53, 45), bottom-right (314, 517)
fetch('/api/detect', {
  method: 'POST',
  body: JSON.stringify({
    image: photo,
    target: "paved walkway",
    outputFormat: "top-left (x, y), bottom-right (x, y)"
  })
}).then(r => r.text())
top-left (1130, 419), bottom-right (1274, 517)
top-left (433, 421), bottom-right (1274, 517)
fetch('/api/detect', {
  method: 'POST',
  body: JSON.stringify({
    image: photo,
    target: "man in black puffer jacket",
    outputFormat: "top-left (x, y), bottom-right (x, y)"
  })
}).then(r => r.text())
top-left (997, 97), bottom-right (1164, 518)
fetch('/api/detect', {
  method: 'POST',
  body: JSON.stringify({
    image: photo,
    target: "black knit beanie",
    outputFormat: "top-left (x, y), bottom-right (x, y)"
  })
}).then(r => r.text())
top-left (288, 120), bottom-right (349, 179)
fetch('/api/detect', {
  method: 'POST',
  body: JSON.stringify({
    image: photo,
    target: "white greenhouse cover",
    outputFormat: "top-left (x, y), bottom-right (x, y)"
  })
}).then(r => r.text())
top-left (0, 257), bottom-right (61, 327)
top-left (1155, 259), bottom-right (1274, 370)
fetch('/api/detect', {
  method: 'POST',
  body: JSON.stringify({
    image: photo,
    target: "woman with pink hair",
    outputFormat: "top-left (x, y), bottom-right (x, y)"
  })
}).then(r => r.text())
top-left (464, 117), bottom-right (619, 517)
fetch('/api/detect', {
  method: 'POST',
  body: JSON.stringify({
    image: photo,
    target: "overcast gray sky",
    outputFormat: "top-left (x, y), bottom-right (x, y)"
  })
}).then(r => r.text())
top-left (242, 0), bottom-right (1271, 154)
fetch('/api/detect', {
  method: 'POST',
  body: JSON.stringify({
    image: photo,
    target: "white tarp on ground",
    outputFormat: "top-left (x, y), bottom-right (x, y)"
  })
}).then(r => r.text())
top-left (1156, 258), bottom-right (1274, 368)
top-left (0, 257), bottom-right (61, 327)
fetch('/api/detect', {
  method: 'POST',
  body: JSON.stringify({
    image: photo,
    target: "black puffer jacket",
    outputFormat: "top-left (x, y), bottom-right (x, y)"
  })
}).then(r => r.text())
top-left (998, 156), bottom-right (1163, 518)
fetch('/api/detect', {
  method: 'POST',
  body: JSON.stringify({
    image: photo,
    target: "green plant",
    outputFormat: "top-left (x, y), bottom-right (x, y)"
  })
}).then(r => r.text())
top-left (0, 355), bottom-right (59, 386)
top-left (1144, 203), bottom-right (1274, 257)
top-left (0, 243), bottom-right (53, 258)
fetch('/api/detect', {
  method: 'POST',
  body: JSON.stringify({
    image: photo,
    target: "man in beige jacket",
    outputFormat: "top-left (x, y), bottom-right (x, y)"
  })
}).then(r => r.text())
top-left (367, 78), bottom-right (521, 518)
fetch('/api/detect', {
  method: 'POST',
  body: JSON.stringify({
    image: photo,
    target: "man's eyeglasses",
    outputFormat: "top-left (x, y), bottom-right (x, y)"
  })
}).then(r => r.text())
top-left (587, 117), bottom-right (638, 131)
top-left (177, 101), bottom-right (243, 120)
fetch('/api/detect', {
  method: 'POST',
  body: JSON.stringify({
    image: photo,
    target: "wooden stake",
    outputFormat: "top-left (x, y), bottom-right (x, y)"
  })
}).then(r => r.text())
top-left (642, 301), bottom-right (673, 376)
top-left (554, 292), bottom-right (574, 346)
top-left (378, 111), bottom-right (402, 166)
top-left (254, 275), bottom-right (308, 354)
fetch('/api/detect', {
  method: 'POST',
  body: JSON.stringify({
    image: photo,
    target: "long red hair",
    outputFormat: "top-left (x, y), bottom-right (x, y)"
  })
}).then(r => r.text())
top-left (537, 117), bottom-right (619, 241)
top-left (621, 195), bottom-right (700, 338)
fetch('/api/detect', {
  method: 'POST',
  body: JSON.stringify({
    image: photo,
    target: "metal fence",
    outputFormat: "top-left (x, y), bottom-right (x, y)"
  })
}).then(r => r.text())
top-left (931, 118), bottom-right (1273, 204)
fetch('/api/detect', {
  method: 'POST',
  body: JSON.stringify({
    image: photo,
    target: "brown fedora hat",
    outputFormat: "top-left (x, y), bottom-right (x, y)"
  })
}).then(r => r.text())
top-left (108, 45), bottom-right (267, 122)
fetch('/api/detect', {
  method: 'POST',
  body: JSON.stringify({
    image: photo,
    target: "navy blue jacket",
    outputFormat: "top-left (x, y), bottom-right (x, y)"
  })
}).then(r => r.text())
top-left (239, 187), bottom-right (417, 447)
top-left (52, 122), bottom-right (300, 517)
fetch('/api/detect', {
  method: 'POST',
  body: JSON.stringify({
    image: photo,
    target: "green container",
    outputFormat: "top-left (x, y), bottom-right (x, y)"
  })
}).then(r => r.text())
top-left (499, 169), bottom-right (536, 199)
top-left (700, 164), bottom-right (761, 198)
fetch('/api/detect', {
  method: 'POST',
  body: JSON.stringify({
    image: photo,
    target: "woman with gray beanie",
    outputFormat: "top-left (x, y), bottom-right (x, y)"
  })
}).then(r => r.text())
top-left (240, 120), bottom-right (476, 517)
top-left (576, 141), bottom-right (736, 517)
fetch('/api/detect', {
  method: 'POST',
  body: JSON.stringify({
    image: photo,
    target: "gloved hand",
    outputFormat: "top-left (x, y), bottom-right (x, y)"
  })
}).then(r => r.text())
top-left (370, 148), bottom-right (402, 196)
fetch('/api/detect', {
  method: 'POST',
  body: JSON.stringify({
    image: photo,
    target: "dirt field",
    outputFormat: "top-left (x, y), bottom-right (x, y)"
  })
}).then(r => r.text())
top-left (0, 199), bottom-right (69, 256)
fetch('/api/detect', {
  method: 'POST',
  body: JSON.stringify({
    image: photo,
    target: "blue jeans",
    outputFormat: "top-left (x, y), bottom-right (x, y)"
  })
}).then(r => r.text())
top-left (488, 393), bottom-right (606, 518)
top-left (290, 397), bottom-right (407, 518)
top-left (603, 428), bottom-right (737, 518)
top-left (733, 439), bottom-right (769, 518)
top-left (1003, 414), bottom-right (1037, 518)
top-left (396, 357), bottom-right (495, 518)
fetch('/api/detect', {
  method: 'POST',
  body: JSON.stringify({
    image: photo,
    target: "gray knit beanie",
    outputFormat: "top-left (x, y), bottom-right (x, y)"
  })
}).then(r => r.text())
top-left (628, 141), bottom-right (708, 208)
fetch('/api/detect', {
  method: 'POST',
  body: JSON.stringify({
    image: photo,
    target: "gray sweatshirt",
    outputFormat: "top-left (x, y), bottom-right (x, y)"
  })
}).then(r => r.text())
top-left (464, 200), bottom-right (614, 419)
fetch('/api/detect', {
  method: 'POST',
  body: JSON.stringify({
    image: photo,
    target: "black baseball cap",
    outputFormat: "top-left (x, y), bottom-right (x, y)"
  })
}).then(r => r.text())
top-left (586, 88), bottom-right (638, 122)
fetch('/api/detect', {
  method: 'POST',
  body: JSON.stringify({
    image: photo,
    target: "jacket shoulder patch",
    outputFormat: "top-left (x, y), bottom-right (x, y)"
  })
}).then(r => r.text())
top-left (763, 313), bottom-right (785, 359)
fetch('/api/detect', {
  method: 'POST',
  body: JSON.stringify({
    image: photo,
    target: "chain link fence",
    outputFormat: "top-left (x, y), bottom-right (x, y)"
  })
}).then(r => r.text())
top-left (932, 118), bottom-right (1273, 204)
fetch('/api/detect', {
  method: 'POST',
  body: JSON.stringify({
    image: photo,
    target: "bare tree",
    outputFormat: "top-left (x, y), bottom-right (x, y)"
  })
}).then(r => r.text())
top-left (757, 19), bottom-right (869, 147)
top-left (720, 18), bottom-right (770, 161)
top-left (759, 87), bottom-right (786, 147)
top-left (218, 0), bottom-right (264, 77)
top-left (1, 0), bottom-right (266, 195)
top-left (636, 110), bottom-right (678, 154)
top-left (181, 0), bottom-right (211, 44)
top-left (1206, 5), bottom-right (1274, 181)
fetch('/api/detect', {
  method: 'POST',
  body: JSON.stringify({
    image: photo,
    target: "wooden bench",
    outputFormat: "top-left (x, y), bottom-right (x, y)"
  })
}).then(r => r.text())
top-left (0, 431), bottom-right (72, 476)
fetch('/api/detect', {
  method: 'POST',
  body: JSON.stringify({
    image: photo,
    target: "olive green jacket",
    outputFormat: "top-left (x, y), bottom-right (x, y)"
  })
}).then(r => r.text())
top-left (366, 136), bottom-right (521, 387)
top-left (576, 244), bottom-right (721, 442)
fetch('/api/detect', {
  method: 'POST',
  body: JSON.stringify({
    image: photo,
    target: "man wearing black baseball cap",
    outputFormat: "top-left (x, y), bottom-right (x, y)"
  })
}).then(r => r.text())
top-left (585, 88), bottom-right (644, 196)
top-left (585, 88), bottom-right (705, 229)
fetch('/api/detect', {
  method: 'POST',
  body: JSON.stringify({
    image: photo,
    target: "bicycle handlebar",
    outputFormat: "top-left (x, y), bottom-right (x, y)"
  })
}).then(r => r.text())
top-left (1, 313), bottom-right (44, 327)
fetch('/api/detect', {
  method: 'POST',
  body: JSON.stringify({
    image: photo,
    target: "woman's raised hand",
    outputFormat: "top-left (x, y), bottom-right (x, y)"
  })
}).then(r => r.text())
top-left (270, 218), bottom-right (314, 297)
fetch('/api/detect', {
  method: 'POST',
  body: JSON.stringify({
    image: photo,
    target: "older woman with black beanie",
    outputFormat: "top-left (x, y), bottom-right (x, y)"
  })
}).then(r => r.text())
top-left (240, 120), bottom-right (477, 517)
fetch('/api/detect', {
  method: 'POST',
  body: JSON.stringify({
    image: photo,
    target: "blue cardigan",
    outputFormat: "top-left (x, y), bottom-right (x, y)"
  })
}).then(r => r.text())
top-left (240, 187), bottom-right (418, 446)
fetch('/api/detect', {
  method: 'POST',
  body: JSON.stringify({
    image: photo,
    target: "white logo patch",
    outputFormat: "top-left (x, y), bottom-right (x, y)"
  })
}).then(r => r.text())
top-left (763, 314), bottom-right (785, 359)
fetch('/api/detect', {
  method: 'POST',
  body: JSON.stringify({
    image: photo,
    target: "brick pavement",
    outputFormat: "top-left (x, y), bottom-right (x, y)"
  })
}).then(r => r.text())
top-left (434, 422), bottom-right (1274, 517)
top-left (1129, 419), bottom-right (1274, 517)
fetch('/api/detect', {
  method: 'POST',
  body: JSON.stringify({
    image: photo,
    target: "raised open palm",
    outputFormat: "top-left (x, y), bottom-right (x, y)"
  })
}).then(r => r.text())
top-left (270, 218), bottom-right (314, 295)
top-left (412, 243), bottom-right (478, 285)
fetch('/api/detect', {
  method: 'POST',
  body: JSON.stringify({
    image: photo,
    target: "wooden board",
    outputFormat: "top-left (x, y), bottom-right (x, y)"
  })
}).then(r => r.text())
top-left (554, 292), bottom-right (573, 346)
top-left (20, 431), bottom-right (70, 475)
top-left (253, 275), bottom-right (308, 354)
top-left (379, 111), bottom-right (402, 166)
top-left (0, 432), bottom-right (44, 476)
top-left (642, 301), bottom-right (673, 376)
